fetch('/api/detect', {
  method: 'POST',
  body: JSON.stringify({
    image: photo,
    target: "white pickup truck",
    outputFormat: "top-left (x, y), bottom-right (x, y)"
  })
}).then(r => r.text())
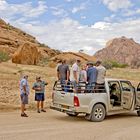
top-left (50, 78), bottom-right (140, 122)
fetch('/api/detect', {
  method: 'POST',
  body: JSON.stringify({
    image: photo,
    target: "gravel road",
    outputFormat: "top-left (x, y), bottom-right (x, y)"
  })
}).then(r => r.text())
top-left (0, 109), bottom-right (140, 140)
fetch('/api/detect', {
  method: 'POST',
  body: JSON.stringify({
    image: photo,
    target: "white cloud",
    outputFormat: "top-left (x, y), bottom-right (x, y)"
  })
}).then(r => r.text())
top-left (81, 16), bottom-right (86, 19)
top-left (65, 0), bottom-right (73, 2)
top-left (10, 17), bottom-right (140, 55)
top-left (123, 9), bottom-right (140, 16)
top-left (102, 0), bottom-right (132, 12)
top-left (91, 22), bottom-right (111, 30)
top-left (72, 2), bottom-right (87, 13)
top-left (0, 0), bottom-right (47, 19)
top-left (24, 1), bottom-right (48, 17)
top-left (1, 0), bottom-right (140, 55)
top-left (51, 6), bottom-right (68, 17)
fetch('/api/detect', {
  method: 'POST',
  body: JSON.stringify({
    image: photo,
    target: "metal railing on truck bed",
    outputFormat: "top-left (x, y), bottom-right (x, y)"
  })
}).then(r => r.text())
top-left (53, 81), bottom-right (106, 93)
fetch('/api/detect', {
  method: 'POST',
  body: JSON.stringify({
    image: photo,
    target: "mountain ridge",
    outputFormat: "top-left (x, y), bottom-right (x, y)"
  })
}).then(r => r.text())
top-left (94, 36), bottom-right (140, 67)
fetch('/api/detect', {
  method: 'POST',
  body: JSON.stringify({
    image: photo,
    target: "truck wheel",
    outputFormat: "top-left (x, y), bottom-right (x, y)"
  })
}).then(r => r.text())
top-left (137, 110), bottom-right (140, 116)
top-left (90, 104), bottom-right (106, 122)
top-left (66, 112), bottom-right (78, 117)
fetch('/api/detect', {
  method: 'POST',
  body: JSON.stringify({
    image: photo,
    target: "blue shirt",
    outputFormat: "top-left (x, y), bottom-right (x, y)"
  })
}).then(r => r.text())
top-left (87, 67), bottom-right (97, 83)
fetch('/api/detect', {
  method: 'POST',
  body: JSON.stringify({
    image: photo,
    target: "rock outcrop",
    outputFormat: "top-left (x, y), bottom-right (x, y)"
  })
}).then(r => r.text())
top-left (94, 36), bottom-right (140, 67)
top-left (12, 43), bottom-right (40, 65)
top-left (0, 19), bottom-right (39, 55)
top-left (0, 18), bottom-right (61, 64)
top-left (50, 52), bottom-right (96, 64)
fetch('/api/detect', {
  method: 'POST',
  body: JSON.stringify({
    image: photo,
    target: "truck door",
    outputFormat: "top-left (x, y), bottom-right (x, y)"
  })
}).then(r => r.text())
top-left (136, 83), bottom-right (140, 106)
top-left (120, 81), bottom-right (134, 110)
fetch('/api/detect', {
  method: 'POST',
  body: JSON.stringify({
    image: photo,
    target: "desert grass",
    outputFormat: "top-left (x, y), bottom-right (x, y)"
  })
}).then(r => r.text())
top-left (107, 68), bottom-right (140, 86)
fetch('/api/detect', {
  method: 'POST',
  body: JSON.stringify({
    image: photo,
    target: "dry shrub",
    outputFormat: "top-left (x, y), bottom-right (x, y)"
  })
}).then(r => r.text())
top-left (0, 51), bottom-right (10, 62)
top-left (48, 61), bottom-right (56, 68)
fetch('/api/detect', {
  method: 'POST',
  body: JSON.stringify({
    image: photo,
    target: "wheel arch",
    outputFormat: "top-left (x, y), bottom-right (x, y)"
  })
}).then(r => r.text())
top-left (88, 101), bottom-right (108, 114)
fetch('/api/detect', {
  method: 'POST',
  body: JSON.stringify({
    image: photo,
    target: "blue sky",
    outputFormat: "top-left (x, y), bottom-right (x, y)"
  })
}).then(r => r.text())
top-left (0, 0), bottom-right (140, 55)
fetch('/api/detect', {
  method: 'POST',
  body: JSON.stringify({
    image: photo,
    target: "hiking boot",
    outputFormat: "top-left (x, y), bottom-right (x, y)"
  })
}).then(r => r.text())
top-left (37, 110), bottom-right (40, 113)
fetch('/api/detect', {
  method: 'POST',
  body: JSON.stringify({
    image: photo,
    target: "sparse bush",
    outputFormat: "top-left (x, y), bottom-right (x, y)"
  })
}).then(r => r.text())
top-left (102, 61), bottom-right (113, 69)
top-left (111, 61), bottom-right (128, 68)
top-left (103, 60), bottom-right (128, 69)
top-left (39, 43), bottom-right (47, 48)
top-left (38, 57), bottom-right (50, 66)
top-left (0, 52), bottom-right (10, 62)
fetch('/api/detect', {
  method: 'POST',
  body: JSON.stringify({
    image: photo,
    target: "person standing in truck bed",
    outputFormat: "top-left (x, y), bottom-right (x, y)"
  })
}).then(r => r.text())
top-left (86, 62), bottom-right (97, 92)
top-left (57, 60), bottom-right (70, 90)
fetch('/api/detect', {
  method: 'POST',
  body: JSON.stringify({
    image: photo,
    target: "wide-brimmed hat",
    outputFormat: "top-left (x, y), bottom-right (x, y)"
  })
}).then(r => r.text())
top-left (87, 61), bottom-right (94, 65)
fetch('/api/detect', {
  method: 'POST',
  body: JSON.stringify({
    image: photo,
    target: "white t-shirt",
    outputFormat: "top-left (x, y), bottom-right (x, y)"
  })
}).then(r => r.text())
top-left (96, 65), bottom-right (106, 84)
top-left (70, 63), bottom-right (80, 81)
top-left (20, 78), bottom-right (30, 95)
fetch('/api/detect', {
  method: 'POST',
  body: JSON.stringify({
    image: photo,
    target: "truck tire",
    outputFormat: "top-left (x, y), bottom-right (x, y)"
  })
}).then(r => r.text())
top-left (137, 110), bottom-right (140, 116)
top-left (90, 104), bottom-right (106, 122)
top-left (66, 112), bottom-right (78, 117)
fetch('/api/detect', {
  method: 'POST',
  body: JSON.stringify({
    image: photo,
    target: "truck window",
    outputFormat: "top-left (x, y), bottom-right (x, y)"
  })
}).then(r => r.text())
top-left (120, 81), bottom-right (132, 92)
top-left (108, 81), bottom-right (121, 106)
top-left (108, 81), bottom-right (121, 94)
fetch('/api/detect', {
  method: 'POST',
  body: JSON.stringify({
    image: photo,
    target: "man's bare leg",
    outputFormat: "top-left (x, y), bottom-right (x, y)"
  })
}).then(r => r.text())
top-left (37, 101), bottom-right (40, 113)
top-left (41, 101), bottom-right (46, 112)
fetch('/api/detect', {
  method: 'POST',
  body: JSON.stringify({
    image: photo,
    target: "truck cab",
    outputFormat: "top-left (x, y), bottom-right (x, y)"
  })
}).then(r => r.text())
top-left (50, 78), bottom-right (140, 122)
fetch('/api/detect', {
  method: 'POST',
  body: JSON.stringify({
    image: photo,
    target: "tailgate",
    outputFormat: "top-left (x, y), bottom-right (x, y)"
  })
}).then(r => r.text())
top-left (53, 90), bottom-right (75, 107)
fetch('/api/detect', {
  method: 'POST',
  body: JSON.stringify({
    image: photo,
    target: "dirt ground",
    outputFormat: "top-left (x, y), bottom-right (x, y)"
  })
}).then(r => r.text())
top-left (0, 109), bottom-right (140, 140)
top-left (0, 61), bottom-right (140, 110)
top-left (1, 62), bottom-right (140, 140)
top-left (0, 62), bottom-right (56, 109)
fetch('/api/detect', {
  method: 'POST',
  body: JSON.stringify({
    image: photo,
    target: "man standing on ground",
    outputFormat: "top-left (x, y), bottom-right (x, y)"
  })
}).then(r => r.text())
top-left (70, 59), bottom-right (81, 91)
top-left (57, 60), bottom-right (70, 88)
top-left (32, 76), bottom-right (48, 113)
top-left (95, 61), bottom-right (106, 92)
top-left (87, 62), bottom-right (97, 92)
top-left (20, 75), bottom-right (29, 117)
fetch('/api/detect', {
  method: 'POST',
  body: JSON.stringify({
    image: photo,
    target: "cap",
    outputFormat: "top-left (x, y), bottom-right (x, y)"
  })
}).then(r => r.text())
top-left (36, 76), bottom-right (41, 80)
top-left (96, 60), bottom-right (102, 65)
top-left (76, 59), bottom-right (81, 62)
top-left (23, 75), bottom-right (28, 78)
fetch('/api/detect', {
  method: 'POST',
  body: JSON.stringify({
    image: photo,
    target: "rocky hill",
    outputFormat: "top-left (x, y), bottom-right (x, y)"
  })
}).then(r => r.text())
top-left (0, 18), bottom-right (95, 65)
top-left (0, 19), bottom-right (39, 54)
top-left (94, 36), bottom-right (140, 68)
top-left (0, 18), bottom-right (60, 64)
